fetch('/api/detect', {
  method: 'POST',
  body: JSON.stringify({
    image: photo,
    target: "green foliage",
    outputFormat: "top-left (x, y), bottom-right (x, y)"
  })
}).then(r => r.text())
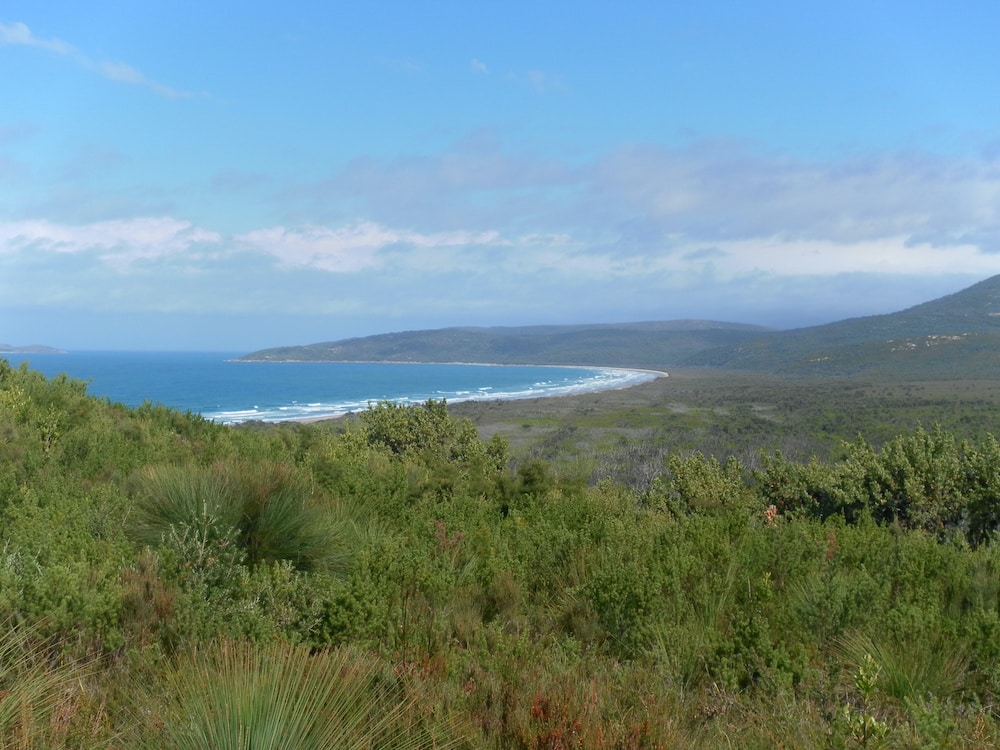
top-left (666, 452), bottom-right (749, 513)
top-left (0, 623), bottom-right (90, 749)
top-left (585, 554), bottom-right (661, 658)
top-left (130, 640), bottom-right (463, 749)
top-left (756, 425), bottom-right (1000, 546)
top-left (129, 460), bottom-right (340, 573)
top-left (360, 399), bottom-right (508, 473)
top-left (456, 370), bottom-right (1000, 486)
top-left (756, 452), bottom-right (865, 521)
top-left (963, 433), bottom-right (1000, 545)
top-left (847, 425), bottom-right (965, 533)
top-left (838, 632), bottom-right (969, 703)
top-left (8, 361), bottom-right (1000, 746)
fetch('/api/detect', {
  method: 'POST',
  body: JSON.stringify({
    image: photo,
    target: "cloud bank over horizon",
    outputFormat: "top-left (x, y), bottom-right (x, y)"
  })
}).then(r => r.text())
top-left (2, 3), bottom-right (999, 349)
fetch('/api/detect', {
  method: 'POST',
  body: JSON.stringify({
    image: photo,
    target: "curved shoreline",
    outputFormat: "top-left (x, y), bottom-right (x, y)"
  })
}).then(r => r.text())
top-left (233, 356), bottom-right (669, 379)
top-left (268, 362), bottom-right (668, 425)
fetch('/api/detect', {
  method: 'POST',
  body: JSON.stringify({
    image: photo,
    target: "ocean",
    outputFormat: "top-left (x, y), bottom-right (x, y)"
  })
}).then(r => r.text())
top-left (1, 351), bottom-right (658, 424)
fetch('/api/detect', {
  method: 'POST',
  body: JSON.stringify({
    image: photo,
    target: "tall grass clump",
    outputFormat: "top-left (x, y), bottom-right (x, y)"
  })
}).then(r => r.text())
top-left (128, 460), bottom-right (342, 573)
top-left (128, 464), bottom-right (237, 548)
top-left (131, 640), bottom-right (464, 749)
top-left (0, 623), bottom-right (88, 748)
top-left (837, 631), bottom-right (969, 703)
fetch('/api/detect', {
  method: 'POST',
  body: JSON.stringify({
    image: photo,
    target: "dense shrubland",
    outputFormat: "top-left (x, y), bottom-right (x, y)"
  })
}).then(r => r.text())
top-left (4, 358), bottom-right (1000, 747)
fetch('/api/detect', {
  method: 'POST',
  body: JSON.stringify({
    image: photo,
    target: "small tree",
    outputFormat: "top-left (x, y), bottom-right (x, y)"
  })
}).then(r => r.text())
top-left (667, 452), bottom-right (748, 513)
top-left (360, 399), bottom-right (508, 472)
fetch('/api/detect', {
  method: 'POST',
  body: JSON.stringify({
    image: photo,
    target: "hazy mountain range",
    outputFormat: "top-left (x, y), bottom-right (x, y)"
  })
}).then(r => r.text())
top-left (242, 275), bottom-right (1000, 378)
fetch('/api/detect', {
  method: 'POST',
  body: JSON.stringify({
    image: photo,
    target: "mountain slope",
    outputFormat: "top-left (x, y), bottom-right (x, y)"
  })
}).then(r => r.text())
top-left (240, 321), bottom-right (771, 369)
top-left (241, 275), bottom-right (1000, 378)
top-left (688, 274), bottom-right (1000, 376)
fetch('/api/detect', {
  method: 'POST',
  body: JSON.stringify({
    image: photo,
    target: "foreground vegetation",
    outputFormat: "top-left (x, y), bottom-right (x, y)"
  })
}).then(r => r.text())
top-left (4, 358), bottom-right (1000, 747)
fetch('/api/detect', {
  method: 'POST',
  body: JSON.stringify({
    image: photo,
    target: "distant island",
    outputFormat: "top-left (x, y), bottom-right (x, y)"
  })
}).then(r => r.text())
top-left (0, 344), bottom-right (67, 354)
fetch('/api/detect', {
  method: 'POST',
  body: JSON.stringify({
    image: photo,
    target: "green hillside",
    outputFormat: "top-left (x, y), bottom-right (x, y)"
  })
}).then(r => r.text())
top-left (241, 320), bottom-right (770, 369)
top-left (244, 275), bottom-right (1000, 378)
top-left (689, 274), bottom-right (1000, 376)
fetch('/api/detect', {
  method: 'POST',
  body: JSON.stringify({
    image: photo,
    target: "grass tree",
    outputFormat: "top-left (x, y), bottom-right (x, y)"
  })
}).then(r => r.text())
top-left (128, 459), bottom-right (343, 573)
top-left (131, 640), bottom-right (465, 749)
top-left (0, 623), bottom-right (90, 749)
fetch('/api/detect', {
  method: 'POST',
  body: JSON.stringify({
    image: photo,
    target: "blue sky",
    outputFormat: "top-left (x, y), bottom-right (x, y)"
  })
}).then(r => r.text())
top-left (2, 2), bottom-right (1000, 350)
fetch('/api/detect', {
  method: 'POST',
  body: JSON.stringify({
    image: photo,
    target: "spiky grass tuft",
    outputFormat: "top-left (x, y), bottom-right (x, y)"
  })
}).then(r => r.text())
top-left (837, 631), bottom-right (969, 703)
top-left (129, 460), bottom-right (345, 574)
top-left (0, 623), bottom-right (88, 748)
top-left (132, 640), bottom-right (463, 750)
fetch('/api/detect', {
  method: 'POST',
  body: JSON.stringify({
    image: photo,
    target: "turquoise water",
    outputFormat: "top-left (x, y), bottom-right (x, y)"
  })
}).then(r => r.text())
top-left (2, 351), bottom-right (657, 424)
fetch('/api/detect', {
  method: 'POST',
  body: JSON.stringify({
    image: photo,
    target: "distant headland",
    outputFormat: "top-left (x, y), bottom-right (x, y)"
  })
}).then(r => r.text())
top-left (0, 344), bottom-right (67, 354)
top-left (237, 274), bottom-right (1000, 379)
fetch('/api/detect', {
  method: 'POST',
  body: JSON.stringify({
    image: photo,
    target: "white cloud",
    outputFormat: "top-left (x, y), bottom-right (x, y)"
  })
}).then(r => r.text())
top-left (0, 217), bottom-right (221, 269)
top-left (235, 136), bottom-right (1000, 300)
top-left (589, 144), bottom-right (1000, 248)
top-left (290, 139), bottom-right (1000, 286)
top-left (237, 222), bottom-right (503, 272)
top-left (10, 141), bottom-right (996, 289)
top-left (524, 69), bottom-right (566, 93)
top-left (6, 138), bottom-right (1000, 340)
top-left (470, 58), bottom-right (489, 75)
top-left (0, 20), bottom-right (195, 98)
top-left (289, 138), bottom-right (576, 229)
top-left (661, 236), bottom-right (1000, 279)
top-left (0, 20), bottom-right (72, 53)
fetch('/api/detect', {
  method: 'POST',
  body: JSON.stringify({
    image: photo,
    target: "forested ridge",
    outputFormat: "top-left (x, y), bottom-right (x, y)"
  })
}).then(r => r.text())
top-left (5, 358), bottom-right (1000, 747)
top-left (242, 274), bottom-right (1000, 379)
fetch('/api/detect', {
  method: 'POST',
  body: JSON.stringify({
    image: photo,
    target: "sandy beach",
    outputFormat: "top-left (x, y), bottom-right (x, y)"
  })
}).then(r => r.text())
top-left (280, 364), bottom-right (668, 425)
